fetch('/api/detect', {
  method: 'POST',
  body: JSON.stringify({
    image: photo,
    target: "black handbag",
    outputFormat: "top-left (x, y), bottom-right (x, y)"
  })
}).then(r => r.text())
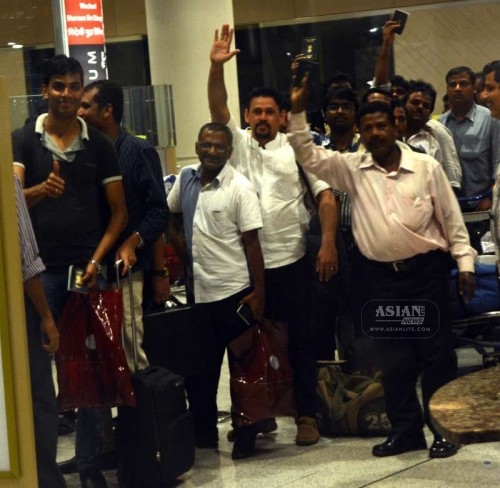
top-left (142, 297), bottom-right (211, 377)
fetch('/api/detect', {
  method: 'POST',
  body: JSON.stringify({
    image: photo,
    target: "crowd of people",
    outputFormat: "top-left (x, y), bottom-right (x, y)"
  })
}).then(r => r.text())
top-left (10, 16), bottom-right (500, 488)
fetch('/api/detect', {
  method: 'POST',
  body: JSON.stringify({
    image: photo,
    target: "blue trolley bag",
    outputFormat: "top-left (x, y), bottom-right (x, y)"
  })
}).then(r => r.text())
top-left (117, 268), bottom-right (195, 488)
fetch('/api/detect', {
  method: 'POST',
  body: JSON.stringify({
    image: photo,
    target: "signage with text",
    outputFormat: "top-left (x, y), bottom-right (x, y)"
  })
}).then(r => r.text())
top-left (65, 1), bottom-right (107, 84)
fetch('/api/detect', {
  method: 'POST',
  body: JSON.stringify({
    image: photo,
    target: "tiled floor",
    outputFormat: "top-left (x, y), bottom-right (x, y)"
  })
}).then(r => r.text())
top-left (57, 347), bottom-right (500, 488)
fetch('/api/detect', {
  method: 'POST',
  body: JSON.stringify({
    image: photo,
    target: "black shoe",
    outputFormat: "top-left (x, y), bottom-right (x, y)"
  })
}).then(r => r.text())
top-left (429, 436), bottom-right (458, 458)
top-left (372, 432), bottom-right (427, 457)
top-left (58, 455), bottom-right (78, 474)
top-left (79, 468), bottom-right (108, 488)
top-left (227, 417), bottom-right (278, 442)
top-left (231, 429), bottom-right (256, 460)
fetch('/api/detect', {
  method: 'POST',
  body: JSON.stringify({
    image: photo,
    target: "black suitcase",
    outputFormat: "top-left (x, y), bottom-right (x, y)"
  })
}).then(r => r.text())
top-left (118, 271), bottom-right (195, 488)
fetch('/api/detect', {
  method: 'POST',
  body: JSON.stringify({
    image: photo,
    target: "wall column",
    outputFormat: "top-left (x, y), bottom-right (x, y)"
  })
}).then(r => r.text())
top-left (145, 0), bottom-right (241, 169)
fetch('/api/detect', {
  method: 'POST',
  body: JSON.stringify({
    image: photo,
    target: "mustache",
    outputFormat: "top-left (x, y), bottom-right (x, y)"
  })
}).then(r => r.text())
top-left (255, 121), bottom-right (271, 129)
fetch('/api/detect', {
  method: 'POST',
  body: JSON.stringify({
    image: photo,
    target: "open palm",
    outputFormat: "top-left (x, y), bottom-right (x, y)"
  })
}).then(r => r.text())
top-left (211, 24), bottom-right (240, 64)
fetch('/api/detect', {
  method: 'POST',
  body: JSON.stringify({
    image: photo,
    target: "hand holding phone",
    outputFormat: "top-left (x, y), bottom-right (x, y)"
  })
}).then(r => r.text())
top-left (237, 303), bottom-right (254, 327)
top-left (390, 9), bottom-right (409, 35)
top-left (67, 265), bottom-right (89, 293)
top-left (293, 59), bottom-right (319, 88)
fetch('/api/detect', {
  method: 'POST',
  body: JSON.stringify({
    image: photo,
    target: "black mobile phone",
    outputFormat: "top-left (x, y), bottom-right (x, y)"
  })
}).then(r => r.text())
top-left (294, 59), bottom-right (319, 87)
top-left (391, 9), bottom-right (409, 35)
top-left (237, 303), bottom-right (254, 327)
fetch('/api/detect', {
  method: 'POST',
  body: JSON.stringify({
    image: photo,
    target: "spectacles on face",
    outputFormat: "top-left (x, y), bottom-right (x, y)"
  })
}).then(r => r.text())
top-left (326, 103), bottom-right (355, 113)
top-left (197, 141), bottom-right (228, 153)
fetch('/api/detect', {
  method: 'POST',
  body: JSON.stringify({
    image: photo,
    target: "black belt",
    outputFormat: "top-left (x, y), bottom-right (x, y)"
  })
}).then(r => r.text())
top-left (368, 250), bottom-right (442, 273)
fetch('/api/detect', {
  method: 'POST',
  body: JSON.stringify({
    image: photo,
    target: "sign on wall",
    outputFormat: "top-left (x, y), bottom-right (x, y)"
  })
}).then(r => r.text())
top-left (65, 0), bottom-right (108, 84)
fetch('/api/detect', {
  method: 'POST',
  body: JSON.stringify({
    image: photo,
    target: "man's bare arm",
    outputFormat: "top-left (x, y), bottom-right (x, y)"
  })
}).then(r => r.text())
top-left (316, 189), bottom-right (339, 282)
top-left (374, 21), bottom-right (400, 87)
top-left (240, 229), bottom-right (265, 320)
top-left (208, 24), bottom-right (240, 124)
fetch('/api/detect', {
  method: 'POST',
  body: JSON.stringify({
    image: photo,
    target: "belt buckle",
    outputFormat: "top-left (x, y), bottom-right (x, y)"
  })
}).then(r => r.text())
top-left (392, 260), bottom-right (405, 272)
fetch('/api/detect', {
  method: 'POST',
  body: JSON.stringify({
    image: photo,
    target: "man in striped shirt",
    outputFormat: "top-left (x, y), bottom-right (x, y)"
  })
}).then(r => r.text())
top-left (78, 80), bottom-right (170, 372)
top-left (15, 175), bottom-right (66, 488)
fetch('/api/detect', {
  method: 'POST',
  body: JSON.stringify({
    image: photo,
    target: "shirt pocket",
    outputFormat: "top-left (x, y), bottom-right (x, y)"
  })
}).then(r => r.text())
top-left (397, 194), bottom-right (433, 232)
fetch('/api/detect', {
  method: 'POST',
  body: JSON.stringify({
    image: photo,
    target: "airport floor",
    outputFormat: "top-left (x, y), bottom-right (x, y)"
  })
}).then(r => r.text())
top-left (57, 346), bottom-right (500, 488)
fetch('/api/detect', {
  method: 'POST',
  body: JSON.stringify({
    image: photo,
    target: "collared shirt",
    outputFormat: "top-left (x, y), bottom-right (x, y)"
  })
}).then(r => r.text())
top-left (288, 111), bottom-right (476, 272)
top-left (407, 127), bottom-right (442, 164)
top-left (426, 119), bottom-right (462, 190)
top-left (35, 113), bottom-right (88, 162)
top-left (227, 117), bottom-right (329, 268)
top-left (12, 114), bottom-right (122, 267)
top-left (439, 103), bottom-right (500, 197)
top-left (167, 163), bottom-right (262, 303)
top-left (112, 128), bottom-right (169, 271)
top-left (14, 175), bottom-right (45, 281)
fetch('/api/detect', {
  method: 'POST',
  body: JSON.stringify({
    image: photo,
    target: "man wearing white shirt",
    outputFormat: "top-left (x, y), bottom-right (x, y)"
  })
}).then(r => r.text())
top-left (208, 24), bottom-right (339, 458)
top-left (167, 122), bottom-right (265, 455)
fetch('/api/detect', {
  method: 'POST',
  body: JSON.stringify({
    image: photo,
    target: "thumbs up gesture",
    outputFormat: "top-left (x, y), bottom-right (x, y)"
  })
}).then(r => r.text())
top-left (44, 160), bottom-right (65, 199)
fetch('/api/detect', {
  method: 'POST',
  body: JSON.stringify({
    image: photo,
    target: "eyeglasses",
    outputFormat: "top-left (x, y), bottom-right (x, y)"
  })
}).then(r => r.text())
top-left (326, 103), bottom-right (354, 113)
top-left (197, 142), bottom-right (228, 153)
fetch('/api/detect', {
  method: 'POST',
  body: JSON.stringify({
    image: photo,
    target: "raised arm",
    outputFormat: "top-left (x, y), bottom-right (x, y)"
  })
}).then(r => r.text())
top-left (208, 24), bottom-right (240, 124)
top-left (374, 21), bottom-right (400, 87)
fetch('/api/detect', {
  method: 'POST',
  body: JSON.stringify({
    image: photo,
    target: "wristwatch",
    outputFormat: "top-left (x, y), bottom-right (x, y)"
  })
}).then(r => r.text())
top-left (88, 259), bottom-right (103, 274)
top-left (152, 268), bottom-right (169, 278)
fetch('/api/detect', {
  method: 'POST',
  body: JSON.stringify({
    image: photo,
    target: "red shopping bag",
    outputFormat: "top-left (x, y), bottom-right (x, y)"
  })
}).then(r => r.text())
top-left (229, 319), bottom-right (296, 427)
top-left (56, 289), bottom-right (136, 410)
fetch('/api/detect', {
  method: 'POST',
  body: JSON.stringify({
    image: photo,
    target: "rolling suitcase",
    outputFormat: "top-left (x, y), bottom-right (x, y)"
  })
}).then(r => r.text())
top-left (117, 269), bottom-right (195, 488)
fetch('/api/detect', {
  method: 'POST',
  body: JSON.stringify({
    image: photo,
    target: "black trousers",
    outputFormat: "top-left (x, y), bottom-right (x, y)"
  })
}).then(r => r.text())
top-left (264, 256), bottom-right (316, 418)
top-left (25, 295), bottom-right (67, 488)
top-left (184, 288), bottom-right (251, 441)
top-left (365, 251), bottom-right (457, 436)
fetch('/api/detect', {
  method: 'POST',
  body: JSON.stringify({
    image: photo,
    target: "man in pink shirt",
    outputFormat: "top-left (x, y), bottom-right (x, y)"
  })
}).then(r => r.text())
top-left (288, 80), bottom-right (476, 460)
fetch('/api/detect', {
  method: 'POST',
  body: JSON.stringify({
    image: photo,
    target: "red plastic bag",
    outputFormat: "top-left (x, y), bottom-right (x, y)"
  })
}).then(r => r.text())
top-left (56, 289), bottom-right (136, 410)
top-left (229, 319), bottom-right (296, 427)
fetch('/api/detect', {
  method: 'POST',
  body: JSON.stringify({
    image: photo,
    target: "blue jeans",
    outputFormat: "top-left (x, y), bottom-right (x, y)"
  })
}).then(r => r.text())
top-left (41, 268), bottom-right (110, 473)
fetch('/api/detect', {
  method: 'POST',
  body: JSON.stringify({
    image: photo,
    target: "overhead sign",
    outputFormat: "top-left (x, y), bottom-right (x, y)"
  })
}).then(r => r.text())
top-left (64, 0), bottom-right (107, 84)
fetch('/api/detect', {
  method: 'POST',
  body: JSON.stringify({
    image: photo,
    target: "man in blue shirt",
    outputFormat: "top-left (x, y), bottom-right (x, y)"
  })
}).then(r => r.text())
top-left (439, 66), bottom-right (500, 211)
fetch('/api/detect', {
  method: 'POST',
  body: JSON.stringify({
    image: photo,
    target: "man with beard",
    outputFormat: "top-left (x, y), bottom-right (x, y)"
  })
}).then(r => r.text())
top-left (288, 78), bottom-right (476, 459)
top-left (208, 24), bottom-right (338, 458)
top-left (439, 66), bottom-right (500, 211)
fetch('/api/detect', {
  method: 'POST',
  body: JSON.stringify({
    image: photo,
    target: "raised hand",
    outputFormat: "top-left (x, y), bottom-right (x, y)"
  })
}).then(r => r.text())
top-left (290, 72), bottom-right (309, 114)
top-left (210, 24), bottom-right (240, 64)
top-left (45, 160), bottom-right (65, 198)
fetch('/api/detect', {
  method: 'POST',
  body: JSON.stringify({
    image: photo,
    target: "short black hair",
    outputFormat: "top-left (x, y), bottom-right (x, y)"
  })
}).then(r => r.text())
top-left (483, 60), bottom-right (500, 83)
top-left (361, 87), bottom-right (391, 105)
top-left (445, 66), bottom-right (476, 85)
top-left (405, 80), bottom-right (437, 112)
top-left (324, 87), bottom-right (359, 114)
top-left (325, 72), bottom-right (354, 90)
top-left (84, 80), bottom-right (124, 124)
top-left (42, 55), bottom-right (84, 86)
top-left (198, 122), bottom-right (233, 147)
top-left (245, 87), bottom-right (286, 111)
top-left (390, 75), bottom-right (410, 93)
top-left (392, 98), bottom-right (408, 115)
top-left (356, 101), bottom-right (395, 127)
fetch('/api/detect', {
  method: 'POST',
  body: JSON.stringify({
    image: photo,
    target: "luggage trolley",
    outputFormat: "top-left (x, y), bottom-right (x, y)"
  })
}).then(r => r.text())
top-left (450, 192), bottom-right (500, 367)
